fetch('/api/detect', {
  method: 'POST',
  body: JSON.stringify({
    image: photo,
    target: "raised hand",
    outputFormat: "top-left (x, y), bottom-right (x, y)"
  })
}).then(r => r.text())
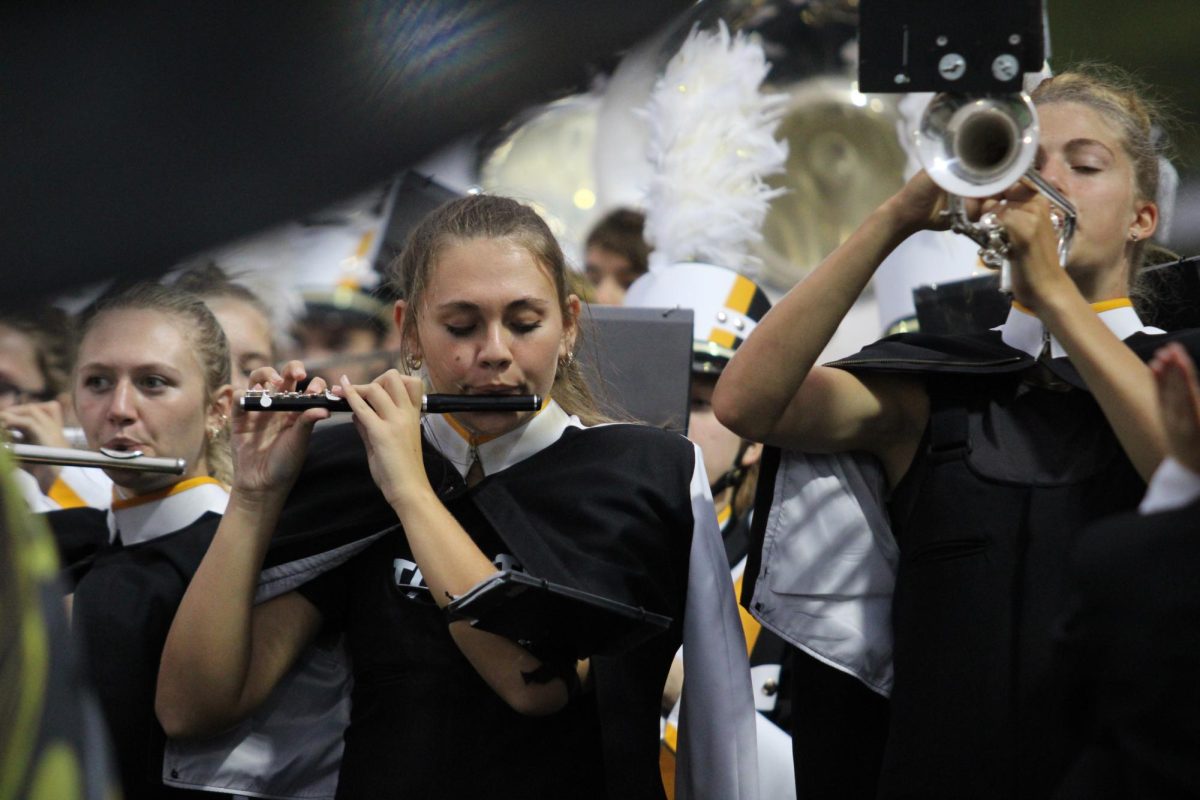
top-left (883, 170), bottom-right (955, 235)
top-left (336, 369), bottom-right (430, 509)
top-left (1, 399), bottom-right (70, 491)
top-left (988, 189), bottom-right (1074, 311)
top-left (231, 361), bottom-right (330, 497)
top-left (0, 399), bottom-right (69, 448)
top-left (1150, 343), bottom-right (1200, 475)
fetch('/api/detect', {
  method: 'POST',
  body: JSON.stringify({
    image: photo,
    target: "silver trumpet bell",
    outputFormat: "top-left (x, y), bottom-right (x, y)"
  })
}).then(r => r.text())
top-left (914, 92), bottom-right (1077, 292)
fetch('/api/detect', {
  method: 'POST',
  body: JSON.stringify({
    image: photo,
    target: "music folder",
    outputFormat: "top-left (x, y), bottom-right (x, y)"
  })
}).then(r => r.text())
top-left (445, 570), bottom-right (673, 659)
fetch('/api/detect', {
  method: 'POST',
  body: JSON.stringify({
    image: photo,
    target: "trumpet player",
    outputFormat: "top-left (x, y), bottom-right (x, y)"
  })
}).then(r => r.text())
top-left (714, 67), bottom-right (1200, 799)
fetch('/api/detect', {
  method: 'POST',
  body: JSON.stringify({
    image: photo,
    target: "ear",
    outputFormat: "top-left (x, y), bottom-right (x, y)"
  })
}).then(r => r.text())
top-left (740, 441), bottom-right (764, 469)
top-left (560, 294), bottom-right (582, 357)
top-left (393, 299), bottom-right (421, 361)
top-left (1131, 198), bottom-right (1158, 242)
top-left (209, 383), bottom-right (235, 428)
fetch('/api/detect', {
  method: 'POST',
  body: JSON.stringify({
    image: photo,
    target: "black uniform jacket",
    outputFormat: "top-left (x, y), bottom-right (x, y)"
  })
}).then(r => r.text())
top-left (744, 325), bottom-right (1200, 800)
top-left (47, 507), bottom-right (223, 800)
top-left (271, 420), bottom-right (698, 800)
top-left (1052, 496), bottom-right (1200, 800)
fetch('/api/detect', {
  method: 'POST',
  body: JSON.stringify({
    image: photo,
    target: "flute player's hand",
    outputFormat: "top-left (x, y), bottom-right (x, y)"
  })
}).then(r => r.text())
top-left (231, 361), bottom-right (330, 498)
top-left (337, 369), bottom-right (431, 510)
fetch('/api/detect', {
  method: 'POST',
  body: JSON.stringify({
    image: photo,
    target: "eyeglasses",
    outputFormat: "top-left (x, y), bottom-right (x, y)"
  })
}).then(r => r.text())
top-left (0, 380), bottom-right (56, 406)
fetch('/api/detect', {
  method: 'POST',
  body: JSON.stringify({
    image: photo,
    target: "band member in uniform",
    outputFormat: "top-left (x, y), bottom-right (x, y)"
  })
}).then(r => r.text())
top-left (713, 67), bottom-right (1200, 798)
top-left (627, 263), bottom-right (796, 799)
top-left (47, 282), bottom-right (235, 799)
top-left (172, 262), bottom-right (277, 390)
top-left (0, 307), bottom-right (96, 509)
top-left (1052, 341), bottom-right (1200, 798)
top-left (158, 194), bottom-right (758, 800)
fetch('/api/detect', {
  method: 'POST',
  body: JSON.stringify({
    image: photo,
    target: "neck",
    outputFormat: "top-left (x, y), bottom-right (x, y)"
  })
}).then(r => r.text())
top-left (1067, 259), bottom-right (1131, 305)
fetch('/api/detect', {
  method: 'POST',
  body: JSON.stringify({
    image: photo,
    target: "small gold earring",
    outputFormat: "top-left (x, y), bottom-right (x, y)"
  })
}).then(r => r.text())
top-left (405, 353), bottom-right (423, 371)
top-left (1129, 231), bottom-right (1140, 243)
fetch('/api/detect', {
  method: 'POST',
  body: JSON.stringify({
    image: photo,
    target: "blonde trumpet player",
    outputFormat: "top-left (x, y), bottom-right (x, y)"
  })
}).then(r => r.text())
top-left (714, 67), bottom-right (1200, 799)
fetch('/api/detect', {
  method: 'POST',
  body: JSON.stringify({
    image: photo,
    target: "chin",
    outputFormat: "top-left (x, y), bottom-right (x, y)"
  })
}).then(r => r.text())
top-left (105, 468), bottom-right (178, 497)
top-left (457, 410), bottom-right (531, 438)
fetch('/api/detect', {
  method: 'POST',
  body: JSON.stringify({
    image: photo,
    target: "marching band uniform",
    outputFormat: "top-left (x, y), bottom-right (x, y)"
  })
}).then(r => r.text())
top-left (1051, 457), bottom-right (1200, 799)
top-left (47, 477), bottom-right (352, 800)
top-left (627, 261), bottom-right (791, 800)
top-left (274, 401), bottom-right (757, 800)
top-left (48, 478), bottom-right (231, 800)
top-left (744, 301), bottom-right (1200, 798)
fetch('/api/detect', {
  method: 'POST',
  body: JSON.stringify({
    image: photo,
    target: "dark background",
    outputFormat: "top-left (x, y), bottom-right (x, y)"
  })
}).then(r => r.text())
top-left (2, 1), bottom-right (1195, 306)
top-left (1047, 0), bottom-right (1200, 254)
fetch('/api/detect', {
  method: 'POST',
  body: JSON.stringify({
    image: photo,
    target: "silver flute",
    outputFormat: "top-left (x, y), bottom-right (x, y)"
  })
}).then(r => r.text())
top-left (7, 443), bottom-right (186, 475)
top-left (241, 390), bottom-right (542, 414)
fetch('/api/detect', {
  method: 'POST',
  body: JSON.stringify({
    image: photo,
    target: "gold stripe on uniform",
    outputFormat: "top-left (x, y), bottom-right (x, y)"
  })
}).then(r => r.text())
top-left (46, 477), bottom-right (87, 510)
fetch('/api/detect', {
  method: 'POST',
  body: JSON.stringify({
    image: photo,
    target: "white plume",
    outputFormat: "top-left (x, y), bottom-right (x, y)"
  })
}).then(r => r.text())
top-left (642, 22), bottom-right (789, 275)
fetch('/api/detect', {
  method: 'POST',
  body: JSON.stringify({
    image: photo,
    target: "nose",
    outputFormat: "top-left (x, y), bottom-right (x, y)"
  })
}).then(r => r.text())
top-left (1032, 154), bottom-right (1069, 196)
top-left (594, 276), bottom-right (627, 306)
top-left (477, 322), bottom-right (513, 371)
top-left (106, 378), bottom-right (137, 426)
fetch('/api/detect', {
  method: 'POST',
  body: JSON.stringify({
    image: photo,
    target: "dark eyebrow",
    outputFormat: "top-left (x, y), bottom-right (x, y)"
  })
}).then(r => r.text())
top-left (76, 361), bottom-right (183, 376)
top-left (434, 297), bottom-right (551, 314)
top-left (506, 297), bottom-right (551, 313)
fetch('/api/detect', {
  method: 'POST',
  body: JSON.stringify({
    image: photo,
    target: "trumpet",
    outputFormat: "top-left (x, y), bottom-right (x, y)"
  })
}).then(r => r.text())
top-left (914, 92), bottom-right (1077, 293)
top-left (7, 443), bottom-right (186, 474)
top-left (240, 390), bottom-right (543, 414)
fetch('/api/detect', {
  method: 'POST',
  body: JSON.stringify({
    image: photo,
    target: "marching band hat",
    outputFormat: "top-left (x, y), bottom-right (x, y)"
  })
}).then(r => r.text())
top-left (625, 262), bottom-right (771, 374)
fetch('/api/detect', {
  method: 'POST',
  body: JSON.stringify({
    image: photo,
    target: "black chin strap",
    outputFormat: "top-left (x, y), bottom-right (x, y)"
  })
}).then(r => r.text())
top-left (709, 440), bottom-right (753, 498)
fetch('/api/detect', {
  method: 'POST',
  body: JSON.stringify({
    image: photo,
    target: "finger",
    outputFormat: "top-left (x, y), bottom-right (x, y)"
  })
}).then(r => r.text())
top-left (398, 374), bottom-right (425, 408)
top-left (248, 366), bottom-right (283, 388)
top-left (305, 375), bottom-right (328, 395)
top-left (374, 369), bottom-right (418, 410)
top-left (1171, 345), bottom-right (1200, 421)
top-left (339, 375), bottom-right (376, 421)
top-left (279, 361), bottom-right (308, 391)
top-left (356, 381), bottom-right (402, 421)
top-left (1155, 345), bottom-right (1194, 415)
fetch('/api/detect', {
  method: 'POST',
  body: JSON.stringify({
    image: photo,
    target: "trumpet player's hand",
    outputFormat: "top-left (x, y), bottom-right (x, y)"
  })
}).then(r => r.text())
top-left (887, 169), bottom-right (997, 236)
top-left (336, 370), bottom-right (430, 510)
top-left (989, 192), bottom-right (1073, 312)
top-left (231, 361), bottom-right (329, 499)
top-left (1, 399), bottom-right (70, 492)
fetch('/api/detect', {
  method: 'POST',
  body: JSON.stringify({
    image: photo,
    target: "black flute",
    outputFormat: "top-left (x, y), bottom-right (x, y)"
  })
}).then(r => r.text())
top-left (240, 390), bottom-right (542, 414)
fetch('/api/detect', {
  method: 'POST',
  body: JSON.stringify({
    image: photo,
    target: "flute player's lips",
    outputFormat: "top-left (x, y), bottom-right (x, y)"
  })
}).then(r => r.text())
top-left (103, 436), bottom-right (145, 453)
top-left (466, 385), bottom-right (523, 396)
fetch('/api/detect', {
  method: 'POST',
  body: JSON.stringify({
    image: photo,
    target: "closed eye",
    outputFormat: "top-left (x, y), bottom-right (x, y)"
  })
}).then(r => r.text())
top-left (511, 322), bottom-right (542, 334)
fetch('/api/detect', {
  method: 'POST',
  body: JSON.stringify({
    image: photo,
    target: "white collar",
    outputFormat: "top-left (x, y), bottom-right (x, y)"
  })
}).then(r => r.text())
top-left (996, 300), bottom-right (1162, 360)
top-left (107, 477), bottom-right (229, 546)
top-left (421, 399), bottom-right (583, 481)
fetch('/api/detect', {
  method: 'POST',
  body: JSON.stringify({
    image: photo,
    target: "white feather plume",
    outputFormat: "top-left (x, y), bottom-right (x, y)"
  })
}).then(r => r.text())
top-left (642, 22), bottom-right (789, 275)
